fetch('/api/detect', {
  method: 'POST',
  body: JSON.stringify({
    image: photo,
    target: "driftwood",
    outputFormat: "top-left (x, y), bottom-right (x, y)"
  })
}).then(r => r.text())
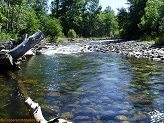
top-left (25, 97), bottom-right (72, 123)
top-left (9, 30), bottom-right (44, 61)
top-left (0, 30), bottom-right (44, 68)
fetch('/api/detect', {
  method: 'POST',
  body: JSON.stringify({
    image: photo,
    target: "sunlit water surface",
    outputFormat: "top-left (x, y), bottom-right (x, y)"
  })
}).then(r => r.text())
top-left (0, 41), bottom-right (164, 123)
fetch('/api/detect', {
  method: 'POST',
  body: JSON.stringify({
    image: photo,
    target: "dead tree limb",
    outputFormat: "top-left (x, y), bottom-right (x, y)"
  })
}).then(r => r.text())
top-left (25, 97), bottom-right (72, 123)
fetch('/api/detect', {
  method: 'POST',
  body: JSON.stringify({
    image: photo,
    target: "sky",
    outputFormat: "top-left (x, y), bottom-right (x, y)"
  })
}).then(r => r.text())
top-left (48, 0), bottom-right (129, 14)
top-left (99, 0), bottom-right (129, 13)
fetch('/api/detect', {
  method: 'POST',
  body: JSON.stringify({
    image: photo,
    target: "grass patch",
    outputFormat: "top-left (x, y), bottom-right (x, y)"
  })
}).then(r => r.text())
top-left (0, 33), bottom-right (11, 44)
top-left (138, 35), bottom-right (164, 46)
top-left (137, 35), bottom-right (155, 45)
top-left (154, 36), bottom-right (164, 46)
top-left (0, 32), bottom-right (18, 44)
top-left (45, 36), bottom-right (112, 43)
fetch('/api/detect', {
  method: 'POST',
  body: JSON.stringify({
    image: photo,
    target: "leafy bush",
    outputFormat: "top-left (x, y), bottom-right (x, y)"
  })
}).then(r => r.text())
top-left (67, 29), bottom-right (77, 40)
top-left (155, 37), bottom-right (164, 46)
top-left (0, 32), bottom-right (12, 43)
top-left (44, 17), bottom-right (63, 42)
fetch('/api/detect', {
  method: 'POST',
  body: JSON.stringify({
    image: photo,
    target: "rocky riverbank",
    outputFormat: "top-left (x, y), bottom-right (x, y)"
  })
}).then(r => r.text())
top-left (87, 40), bottom-right (164, 62)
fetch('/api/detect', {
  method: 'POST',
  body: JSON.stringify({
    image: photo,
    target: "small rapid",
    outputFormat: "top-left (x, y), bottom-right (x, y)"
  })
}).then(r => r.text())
top-left (43, 41), bottom-right (96, 55)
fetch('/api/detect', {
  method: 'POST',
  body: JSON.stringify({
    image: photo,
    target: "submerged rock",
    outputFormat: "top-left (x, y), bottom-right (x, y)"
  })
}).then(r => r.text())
top-left (115, 115), bottom-right (128, 121)
top-left (75, 116), bottom-right (90, 120)
top-left (61, 112), bottom-right (74, 119)
top-left (121, 121), bottom-right (131, 123)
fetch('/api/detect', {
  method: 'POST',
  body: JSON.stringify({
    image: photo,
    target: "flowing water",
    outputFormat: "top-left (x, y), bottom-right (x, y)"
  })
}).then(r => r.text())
top-left (0, 41), bottom-right (164, 123)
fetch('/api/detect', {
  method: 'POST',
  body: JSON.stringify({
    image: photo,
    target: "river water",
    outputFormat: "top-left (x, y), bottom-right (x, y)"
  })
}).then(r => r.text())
top-left (0, 41), bottom-right (164, 123)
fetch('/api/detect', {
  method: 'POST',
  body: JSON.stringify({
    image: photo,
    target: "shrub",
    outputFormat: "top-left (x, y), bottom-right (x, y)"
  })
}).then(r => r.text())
top-left (67, 29), bottom-right (77, 41)
top-left (45, 18), bottom-right (63, 42)
top-left (155, 37), bottom-right (164, 46)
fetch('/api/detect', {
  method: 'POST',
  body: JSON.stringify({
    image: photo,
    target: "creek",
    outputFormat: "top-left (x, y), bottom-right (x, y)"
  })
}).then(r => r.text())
top-left (0, 41), bottom-right (164, 122)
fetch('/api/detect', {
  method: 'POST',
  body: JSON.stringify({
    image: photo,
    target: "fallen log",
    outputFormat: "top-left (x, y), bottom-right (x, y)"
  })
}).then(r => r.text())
top-left (9, 30), bottom-right (44, 61)
top-left (0, 30), bottom-right (44, 68)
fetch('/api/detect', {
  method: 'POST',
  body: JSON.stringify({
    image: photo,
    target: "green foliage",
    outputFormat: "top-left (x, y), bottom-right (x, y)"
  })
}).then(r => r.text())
top-left (1, 0), bottom-right (119, 42)
top-left (0, 32), bottom-right (11, 43)
top-left (117, 8), bottom-right (129, 39)
top-left (50, 0), bottom-right (105, 37)
top-left (159, 17), bottom-right (164, 36)
top-left (0, 1), bottom-right (7, 24)
top-left (67, 29), bottom-right (77, 40)
top-left (156, 17), bottom-right (164, 45)
top-left (19, 8), bottom-right (41, 35)
top-left (82, 0), bottom-right (102, 37)
top-left (138, 0), bottom-right (164, 45)
top-left (97, 7), bottom-right (119, 37)
top-left (140, 0), bottom-right (163, 36)
top-left (0, 0), bottom-right (39, 36)
top-left (32, 0), bottom-right (48, 18)
top-left (53, 0), bottom-right (85, 35)
top-left (117, 0), bottom-right (148, 39)
top-left (1, 0), bottom-right (163, 46)
top-left (44, 17), bottom-right (63, 41)
top-left (154, 37), bottom-right (164, 46)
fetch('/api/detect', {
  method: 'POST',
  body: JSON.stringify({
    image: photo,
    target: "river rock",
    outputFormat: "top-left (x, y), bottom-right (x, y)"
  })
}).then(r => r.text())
top-left (152, 58), bottom-right (161, 61)
top-left (115, 115), bottom-right (128, 121)
top-left (90, 40), bottom-right (164, 62)
top-left (75, 116), bottom-right (90, 120)
top-left (121, 121), bottom-right (130, 123)
top-left (61, 112), bottom-right (74, 119)
top-left (129, 114), bottom-right (147, 122)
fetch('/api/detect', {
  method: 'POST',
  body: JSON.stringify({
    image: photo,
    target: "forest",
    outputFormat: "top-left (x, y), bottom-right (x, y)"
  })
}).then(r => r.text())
top-left (0, 0), bottom-right (164, 45)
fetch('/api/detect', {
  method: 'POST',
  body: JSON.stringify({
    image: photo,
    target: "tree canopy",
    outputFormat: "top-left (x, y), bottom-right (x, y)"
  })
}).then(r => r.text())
top-left (0, 0), bottom-right (163, 45)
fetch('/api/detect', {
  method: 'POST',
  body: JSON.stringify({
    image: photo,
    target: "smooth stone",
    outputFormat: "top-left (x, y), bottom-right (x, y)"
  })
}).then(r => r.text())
top-left (115, 115), bottom-right (128, 121)
top-left (121, 121), bottom-right (131, 123)
top-left (61, 112), bottom-right (74, 119)
top-left (152, 58), bottom-right (161, 61)
top-left (75, 116), bottom-right (90, 120)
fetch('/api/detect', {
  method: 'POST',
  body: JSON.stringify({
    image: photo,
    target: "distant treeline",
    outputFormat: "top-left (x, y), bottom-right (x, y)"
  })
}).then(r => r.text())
top-left (0, 0), bottom-right (163, 44)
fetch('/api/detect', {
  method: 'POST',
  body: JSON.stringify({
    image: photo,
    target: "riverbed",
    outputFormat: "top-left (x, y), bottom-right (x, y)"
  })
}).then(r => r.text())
top-left (0, 41), bottom-right (164, 123)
